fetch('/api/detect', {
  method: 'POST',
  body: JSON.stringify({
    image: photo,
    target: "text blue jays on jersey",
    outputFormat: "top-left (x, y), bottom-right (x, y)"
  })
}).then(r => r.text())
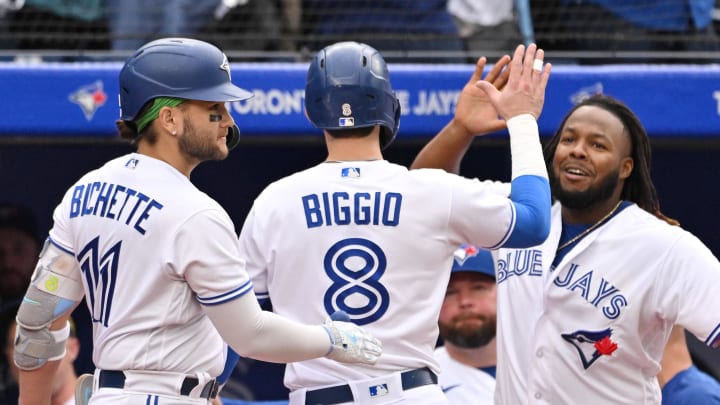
top-left (497, 249), bottom-right (627, 320)
top-left (69, 182), bottom-right (164, 235)
top-left (301, 191), bottom-right (402, 228)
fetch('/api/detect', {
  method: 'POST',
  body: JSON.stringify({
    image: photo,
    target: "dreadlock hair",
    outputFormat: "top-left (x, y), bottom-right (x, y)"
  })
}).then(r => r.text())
top-left (543, 94), bottom-right (678, 226)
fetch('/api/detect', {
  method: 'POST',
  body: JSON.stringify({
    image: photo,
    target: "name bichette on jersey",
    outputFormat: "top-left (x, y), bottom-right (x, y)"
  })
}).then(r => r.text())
top-left (497, 249), bottom-right (628, 320)
top-left (301, 191), bottom-right (402, 228)
top-left (69, 181), bottom-right (164, 235)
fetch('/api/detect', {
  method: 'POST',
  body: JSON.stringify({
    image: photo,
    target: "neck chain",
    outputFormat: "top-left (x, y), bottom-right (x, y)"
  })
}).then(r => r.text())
top-left (557, 200), bottom-right (623, 251)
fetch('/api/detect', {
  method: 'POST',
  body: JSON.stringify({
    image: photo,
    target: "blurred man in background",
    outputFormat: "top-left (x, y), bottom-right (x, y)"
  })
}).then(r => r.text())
top-left (435, 245), bottom-right (497, 404)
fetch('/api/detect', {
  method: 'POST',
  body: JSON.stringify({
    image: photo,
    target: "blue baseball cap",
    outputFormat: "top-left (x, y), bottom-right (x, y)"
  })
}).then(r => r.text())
top-left (451, 244), bottom-right (495, 279)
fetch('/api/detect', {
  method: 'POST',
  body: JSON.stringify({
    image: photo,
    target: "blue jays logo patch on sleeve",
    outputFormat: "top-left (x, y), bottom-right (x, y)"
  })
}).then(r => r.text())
top-left (562, 328), bottom-right (618, 369)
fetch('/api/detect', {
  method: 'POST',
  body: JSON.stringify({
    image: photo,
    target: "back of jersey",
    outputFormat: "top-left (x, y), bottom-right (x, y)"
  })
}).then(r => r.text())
top-left (49, 153), bottom-right (236, 375)
top-left (239, 160), bottom-right (514, 389)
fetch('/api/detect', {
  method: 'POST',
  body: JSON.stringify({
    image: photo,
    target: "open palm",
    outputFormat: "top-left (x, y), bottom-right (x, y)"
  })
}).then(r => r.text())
top-left (453, 55), bottom-right (511, 137)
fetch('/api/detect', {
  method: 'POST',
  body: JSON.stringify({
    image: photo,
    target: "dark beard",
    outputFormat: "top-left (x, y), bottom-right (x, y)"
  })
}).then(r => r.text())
top-left (179, 116), bottom-right (227, 162)
top-left (550, 168), bottom-right (620, 209)
top-left (439, 315), bottom-right (496, 349)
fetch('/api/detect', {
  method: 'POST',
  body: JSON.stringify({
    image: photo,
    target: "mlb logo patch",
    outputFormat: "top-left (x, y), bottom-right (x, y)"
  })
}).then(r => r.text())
top-left (369, 383), bottom-right (389, 397)
top-left (341, 167), bottom-right (361, 178)
top-left (339, 117), bottom-right (355, 127)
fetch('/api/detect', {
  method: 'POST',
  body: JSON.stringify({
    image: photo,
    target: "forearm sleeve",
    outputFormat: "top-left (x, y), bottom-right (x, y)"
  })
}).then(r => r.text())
top-left (504, 114), bottom-right (551, 247)
top-left (507, 113), bottom-right (547, 180)
top-left (203, 293), bottom-right (331, 364)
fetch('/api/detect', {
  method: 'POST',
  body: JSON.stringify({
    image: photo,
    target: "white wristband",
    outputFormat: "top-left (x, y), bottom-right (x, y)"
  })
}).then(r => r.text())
top-left (507, 114), bottom-right (547, 180)
top-left (48, 322), bottom-right (71, 361)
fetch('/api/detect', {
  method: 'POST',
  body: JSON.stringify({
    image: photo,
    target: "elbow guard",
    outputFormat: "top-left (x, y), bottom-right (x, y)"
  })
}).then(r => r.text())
top-left (14, 321), bottom-right (70, 370)
top-left (13, 239), bottom-right (84, 370)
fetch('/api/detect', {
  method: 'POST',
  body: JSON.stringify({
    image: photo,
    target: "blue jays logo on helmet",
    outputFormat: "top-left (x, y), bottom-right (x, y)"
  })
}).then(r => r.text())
top-left (304, 41), bottom-right (401, 150)
top-left (219, 54), bottom-right (231, 79)
top-left (561, 328), bottom-right (619, 369)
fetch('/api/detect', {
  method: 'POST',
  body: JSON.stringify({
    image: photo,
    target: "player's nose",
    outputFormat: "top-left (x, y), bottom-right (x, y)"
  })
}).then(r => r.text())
top-left (457, 292), bottom-right (475, 308)
top-left (568, 140), bottom-right (589, 159)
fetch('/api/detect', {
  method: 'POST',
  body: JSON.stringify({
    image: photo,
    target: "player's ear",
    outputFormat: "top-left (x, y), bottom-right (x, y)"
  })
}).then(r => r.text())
top-left (157, 106), bottom-right (180, 135)
top-left (619, 156), bottom-right (633, 180)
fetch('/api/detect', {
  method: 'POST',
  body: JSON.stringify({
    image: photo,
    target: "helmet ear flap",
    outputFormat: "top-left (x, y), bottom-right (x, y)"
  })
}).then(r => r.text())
top-left (392, 96), bottom-right (401, 136)
top-left (226, 125), bottom-right (240, 150)
top-left (380, 96), bottom-right (402, 150)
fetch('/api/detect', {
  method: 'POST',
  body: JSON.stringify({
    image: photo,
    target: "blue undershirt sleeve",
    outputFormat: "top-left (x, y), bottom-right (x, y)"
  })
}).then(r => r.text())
top-left (503, 174), bottom-right (551, 248)
top-left (217, 346), bottom-right (240, 385)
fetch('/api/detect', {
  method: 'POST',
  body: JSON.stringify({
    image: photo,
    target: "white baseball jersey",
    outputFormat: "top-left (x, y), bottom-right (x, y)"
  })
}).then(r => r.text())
top-left (494, 202), bottom-right (720, 404)
top-left (434, 346), bottom-right (495, 404)
top-left (49, 152), bottom-right (251, 376)
top-left (238, 160), bottom-right (519, 390)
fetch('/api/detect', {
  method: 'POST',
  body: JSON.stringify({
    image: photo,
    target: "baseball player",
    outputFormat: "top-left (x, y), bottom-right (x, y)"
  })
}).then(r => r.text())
top-left (12, 37), bottom-right (381, 405)
top-left (237, 42), bottom-right (551, 404)
top-left (435, 245), bottom-right (497, 404)
top-left (412, 93), bottom-right (720, 404)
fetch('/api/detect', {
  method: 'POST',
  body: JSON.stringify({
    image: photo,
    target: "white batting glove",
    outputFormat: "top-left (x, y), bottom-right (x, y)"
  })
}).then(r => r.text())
top-left (322, 313), bottom-right (382, 364)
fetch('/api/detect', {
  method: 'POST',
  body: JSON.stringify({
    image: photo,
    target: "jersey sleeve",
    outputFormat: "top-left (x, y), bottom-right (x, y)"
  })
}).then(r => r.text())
top-left (237, 205), bottom-right (270, 305)
top-left (447, 175), bottom-right (549, 250)
top-left (48, 186), bottom-right (79, 253)
top-left (655, 231), bottom-right (720, 348)
top-left (445, 176), bottom-right (513, 249)
top-left (172, 209), bottom-right (253, 306)
top-left (482, 179), bottom-right (512, 197)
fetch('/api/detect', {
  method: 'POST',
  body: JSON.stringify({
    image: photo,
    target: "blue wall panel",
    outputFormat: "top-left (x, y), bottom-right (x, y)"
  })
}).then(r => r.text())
top-left (1, 63), bottom-right (719, 138)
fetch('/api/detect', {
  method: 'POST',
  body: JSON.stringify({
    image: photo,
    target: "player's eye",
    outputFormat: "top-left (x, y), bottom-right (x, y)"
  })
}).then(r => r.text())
top-left (209, 114), bottom-right (223, 122)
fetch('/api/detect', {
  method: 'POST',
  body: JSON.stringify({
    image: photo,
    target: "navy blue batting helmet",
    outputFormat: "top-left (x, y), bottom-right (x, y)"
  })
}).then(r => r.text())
top-left (304, 41), bottom-right (401, 149)
top-left (118, 37), bottom-right (253, 150)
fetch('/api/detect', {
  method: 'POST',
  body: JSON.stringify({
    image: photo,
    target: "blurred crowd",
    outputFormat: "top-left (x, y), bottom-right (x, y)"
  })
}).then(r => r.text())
top-left (0, 0), bottom-right (718, 63)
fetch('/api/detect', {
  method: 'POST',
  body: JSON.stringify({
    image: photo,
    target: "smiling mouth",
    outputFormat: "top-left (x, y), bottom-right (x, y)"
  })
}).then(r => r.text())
top-left (562, 165), bottom-right (592, 178)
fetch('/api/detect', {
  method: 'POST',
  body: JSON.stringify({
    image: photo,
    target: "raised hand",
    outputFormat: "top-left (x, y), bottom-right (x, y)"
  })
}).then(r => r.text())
top-left (476, 43), bottom-right (551, 121)
top-left (453, 54), bottom-right (512, 137)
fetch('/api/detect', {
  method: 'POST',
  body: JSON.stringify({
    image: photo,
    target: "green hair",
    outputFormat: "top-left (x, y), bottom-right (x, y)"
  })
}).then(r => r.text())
top-left (135, 97), bottom-right (184, 133)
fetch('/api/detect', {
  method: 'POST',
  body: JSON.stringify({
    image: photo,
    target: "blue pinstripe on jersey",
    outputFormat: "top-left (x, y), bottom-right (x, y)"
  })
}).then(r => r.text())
top-left (197, 280), bottom-right (254, 306)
